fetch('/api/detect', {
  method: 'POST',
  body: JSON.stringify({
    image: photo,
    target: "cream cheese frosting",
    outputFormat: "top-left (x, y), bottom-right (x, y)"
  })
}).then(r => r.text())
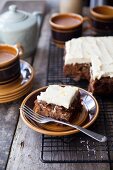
top-left (37, 85), bottom-right (79, 109)
top-left (65, 37), bottom-right (91, 64)
top-left (65, 36), bottom-right (113, 80)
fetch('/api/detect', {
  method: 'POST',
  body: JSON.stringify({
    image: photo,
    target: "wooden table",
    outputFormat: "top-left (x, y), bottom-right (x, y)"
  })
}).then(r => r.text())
top-left (0, 1), bottom-right (112, 170)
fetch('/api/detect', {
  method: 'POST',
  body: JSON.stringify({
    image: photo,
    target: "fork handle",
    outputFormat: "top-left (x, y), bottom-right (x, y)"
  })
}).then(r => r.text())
top-left (52, 119), bottom-right (107, 142)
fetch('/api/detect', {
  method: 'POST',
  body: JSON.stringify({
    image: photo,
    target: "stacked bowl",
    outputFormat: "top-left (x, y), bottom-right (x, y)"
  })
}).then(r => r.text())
top-left (0, 44), bottom-right (34, 103)
top-left (90, 5), bottom-right (113, 33)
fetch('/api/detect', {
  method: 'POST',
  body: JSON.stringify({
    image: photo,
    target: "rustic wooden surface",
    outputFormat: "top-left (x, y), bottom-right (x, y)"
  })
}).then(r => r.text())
top-left (0, 1), bottom-right (46, 170)
top-left (0, 1), bottom-right (112, 170)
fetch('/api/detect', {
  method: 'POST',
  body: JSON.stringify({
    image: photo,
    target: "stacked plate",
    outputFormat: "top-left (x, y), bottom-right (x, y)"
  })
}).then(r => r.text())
top-left (0, 60), bottom-right (34, 103)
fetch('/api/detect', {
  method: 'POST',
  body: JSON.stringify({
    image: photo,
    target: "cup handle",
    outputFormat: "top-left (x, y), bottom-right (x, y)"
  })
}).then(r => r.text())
top-left (83, 16), bottom-right (92, 32)
top-left (14, 43), bottom-right (24, 58)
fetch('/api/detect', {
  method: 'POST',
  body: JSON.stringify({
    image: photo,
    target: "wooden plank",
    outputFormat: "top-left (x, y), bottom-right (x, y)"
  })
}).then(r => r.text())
top-left (6, 12), bottom-right (110, 170)
top-left (6, 11), bottom-right (51, 170)
top-left (0, 101), bottom-right (20, 170)
top-left (0, 1), bottom-right (46, 170)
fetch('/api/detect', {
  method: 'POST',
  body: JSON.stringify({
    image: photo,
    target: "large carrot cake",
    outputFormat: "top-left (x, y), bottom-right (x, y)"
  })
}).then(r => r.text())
top-left (64, 36), bottom-right (113, 94)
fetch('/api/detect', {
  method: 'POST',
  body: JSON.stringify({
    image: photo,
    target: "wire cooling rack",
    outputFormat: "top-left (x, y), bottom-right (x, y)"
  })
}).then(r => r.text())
top-left (40, 42), bottom-right (113, 164)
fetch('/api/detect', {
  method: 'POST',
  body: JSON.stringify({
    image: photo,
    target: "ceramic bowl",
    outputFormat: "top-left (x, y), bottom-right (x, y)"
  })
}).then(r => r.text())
top-left (49, 13), bottom-right (85, 48)
top-left (90, 5), bottom-right (113, 21)
top-left (90, 5), bottom-right (113, 32)
top-left (20, 86), bottom-right (99, 136)
top-left (0, 44), bottom-right (23, 84)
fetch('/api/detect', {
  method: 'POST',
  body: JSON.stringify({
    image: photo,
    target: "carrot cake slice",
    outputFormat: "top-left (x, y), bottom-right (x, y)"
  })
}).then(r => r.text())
top-left (64, 37), bottom-right (91, 81)
top-left (34, 85), bottom-right (82, 122)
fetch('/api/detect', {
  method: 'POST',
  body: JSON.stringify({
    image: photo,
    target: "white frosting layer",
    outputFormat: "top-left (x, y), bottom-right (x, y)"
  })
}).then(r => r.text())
top-left (65, 36), bottom-right (113, 80)
top-left (65, 37), bottom-right (91, 64)
top-left (37, 85), bottom-right (79, 109)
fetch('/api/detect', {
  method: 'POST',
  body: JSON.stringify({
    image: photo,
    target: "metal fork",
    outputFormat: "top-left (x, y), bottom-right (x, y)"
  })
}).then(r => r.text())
top-left (20, 105), bottom-right (107, 142)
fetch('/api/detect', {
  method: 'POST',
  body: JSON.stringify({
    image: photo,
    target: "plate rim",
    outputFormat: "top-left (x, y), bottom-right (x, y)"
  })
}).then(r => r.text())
top-left (20, 85), bottom-right (99, 136)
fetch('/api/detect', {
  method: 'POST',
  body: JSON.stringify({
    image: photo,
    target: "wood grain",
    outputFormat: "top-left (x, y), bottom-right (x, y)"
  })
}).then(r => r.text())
top-left (0, 1), bottom-right (45, 170)
top-left (6, 11), bottom-right (51, 170)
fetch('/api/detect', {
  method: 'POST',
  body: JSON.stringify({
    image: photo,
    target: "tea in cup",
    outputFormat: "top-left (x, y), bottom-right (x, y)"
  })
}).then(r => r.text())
top-left (49, 13), bottom-right (88, 48)
top-left (0, 44), bottom-right (23, 84)
top-left (90, 5), bottom-right (113, 32)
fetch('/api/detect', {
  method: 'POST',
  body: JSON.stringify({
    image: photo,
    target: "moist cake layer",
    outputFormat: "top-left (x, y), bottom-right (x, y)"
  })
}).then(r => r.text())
top-left (88, 77), bottom-right (113, 95)
top-left (64, 63), bottom-right (90, 81)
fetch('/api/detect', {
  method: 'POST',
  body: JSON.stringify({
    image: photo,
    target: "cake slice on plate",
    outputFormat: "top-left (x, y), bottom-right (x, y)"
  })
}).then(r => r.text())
top-left (34, 85), bottom-right (82, 122)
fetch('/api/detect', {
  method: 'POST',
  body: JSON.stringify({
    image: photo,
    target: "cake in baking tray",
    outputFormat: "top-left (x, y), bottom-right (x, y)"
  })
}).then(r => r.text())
top-left (64, 36), bottom-right (113, 94)
top-left (64, 37), bottom-right (91, 81)
top-left (34, 85), bottom-right (82, 122)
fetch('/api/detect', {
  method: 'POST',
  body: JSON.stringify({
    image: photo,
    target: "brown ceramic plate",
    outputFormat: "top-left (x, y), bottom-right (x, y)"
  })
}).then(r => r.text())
top-left (0, 60), bottom-right (34, 96)
top-left (0, 81), bottom-right (33, 99)
top-left (0, 85), bottom-right (32, 103)
top-left (20, 86), bottom-right (99, 136)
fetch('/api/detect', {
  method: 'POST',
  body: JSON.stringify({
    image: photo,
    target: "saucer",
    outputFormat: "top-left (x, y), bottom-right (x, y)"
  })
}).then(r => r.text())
top-left (20, 86), bottom-right (99, 136)
top-left (0, 60), bottom-right (34, 103)
top-left (0, 85), bottom-right (32, 103)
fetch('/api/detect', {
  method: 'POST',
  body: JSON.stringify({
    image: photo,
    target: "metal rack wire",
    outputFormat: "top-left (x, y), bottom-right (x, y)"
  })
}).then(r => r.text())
top-left (40, 42), bottom-right (113, 164)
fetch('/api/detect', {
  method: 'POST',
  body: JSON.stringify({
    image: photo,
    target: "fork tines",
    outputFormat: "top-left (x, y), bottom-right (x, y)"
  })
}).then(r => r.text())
top-left (20, 104), bottom-right (44, 123)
